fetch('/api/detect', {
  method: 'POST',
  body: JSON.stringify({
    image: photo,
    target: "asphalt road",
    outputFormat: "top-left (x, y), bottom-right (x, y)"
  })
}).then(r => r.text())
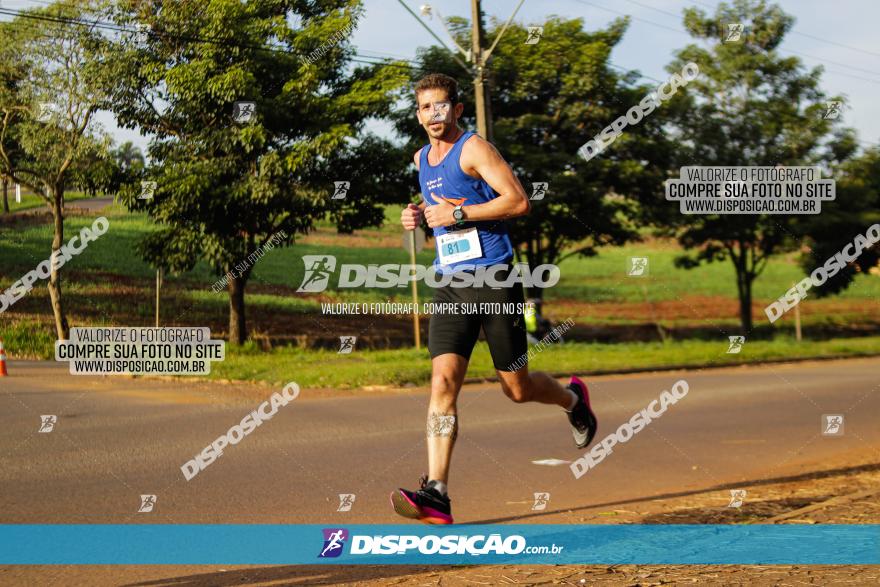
top-left (7, 195), bottom-right (115, 217)
top-left (2, 357), bottom-right (878, 526)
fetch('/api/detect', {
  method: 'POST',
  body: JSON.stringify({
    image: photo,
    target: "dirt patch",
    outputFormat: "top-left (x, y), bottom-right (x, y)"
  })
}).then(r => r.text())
top-left (3, 455), bottom-right (878, 585)
top-left (0, 206), bottom-right (96, 227)
top-left (17, 563), bottom-right (862, 586)
top-left (550, 294), bottom-right (880, 325)
top-left (300, 225), bottom-right (432, 250)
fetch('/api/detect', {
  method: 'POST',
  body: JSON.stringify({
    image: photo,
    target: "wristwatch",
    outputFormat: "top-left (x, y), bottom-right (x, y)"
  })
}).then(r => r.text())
top-left (452, 205), bottom-right (466, 226)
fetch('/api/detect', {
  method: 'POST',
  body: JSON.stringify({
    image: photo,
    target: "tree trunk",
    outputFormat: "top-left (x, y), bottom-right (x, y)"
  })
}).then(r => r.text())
top-left (2, 176), bottom-right (8, 213)
top-left (47, 185), bottom-right (70, 340)
top-left (729, 242), bottom-right (756, 335)
top-left (524, 238), bottom-right (546, 301)
top-left (736, 270), bottom-right (754, 334)
top-left (525, 284), bottom-right (544, 303)
top-left (739, 283), bottom-right (753, 333)
top-left (227, 274), bottom-right (248, 345)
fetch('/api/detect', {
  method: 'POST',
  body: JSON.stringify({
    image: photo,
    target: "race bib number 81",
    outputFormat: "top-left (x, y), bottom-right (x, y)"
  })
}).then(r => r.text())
top-left (437, 227), bottom-right (483, 265)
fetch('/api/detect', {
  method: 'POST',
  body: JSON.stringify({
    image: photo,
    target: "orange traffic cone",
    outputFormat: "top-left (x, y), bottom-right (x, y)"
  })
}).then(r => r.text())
top-left (0, 339), bottom-right (7, 376)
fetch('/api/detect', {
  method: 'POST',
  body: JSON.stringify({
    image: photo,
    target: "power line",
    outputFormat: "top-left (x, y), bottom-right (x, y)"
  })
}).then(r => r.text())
top-left (393, 0), bottom-right (471, 73)
top-left (620, 0), bottom-right (681, 20)
top-left (0, 5), bottom-right (415, 72)
top-left (574, 0), bottom-right (682, 34)
top-left (777, 47), bottom-right (880, 79)
top-left (788, 30), bottom-right (880, 60)
top-left (356, 48), bottom-right (420, 65)
top-left (578, 0), bottom-right (878, 148)
top-left (3, 1), bottom-right (875, 148)
top-left (0, 4), bottom-right (661, 88)
top-left (571, 0), bottom-right (880, 84)
top-left (681, 0), bottom-right (880, 59)
top-left (351, 56), bottom-right (416, 70)
top-left (606, 62), bottom-right (663, 84)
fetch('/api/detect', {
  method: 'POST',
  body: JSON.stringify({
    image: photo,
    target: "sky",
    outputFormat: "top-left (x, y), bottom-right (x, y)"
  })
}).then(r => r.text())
top-left (3, 0), bottom-right (879, 153)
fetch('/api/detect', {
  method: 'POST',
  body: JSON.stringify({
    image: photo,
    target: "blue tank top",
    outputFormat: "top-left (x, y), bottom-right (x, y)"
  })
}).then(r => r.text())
top-left (418, 131), bottom-right (514, 272)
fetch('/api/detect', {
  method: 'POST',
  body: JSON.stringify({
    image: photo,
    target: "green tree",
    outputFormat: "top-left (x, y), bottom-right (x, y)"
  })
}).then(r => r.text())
top-left (70, 137), bottom-right (123, 197)
top-left (0, 50), bottom-right (24, 215)
top-left (663, 0), bottom-right (849, 333)
top-left (798, 146), bottom-right (880, 295)
top-left (109, 0), bottom-right (408, 344)
top-left (0, 1), bottom-right (115, 338)
top-left (393, 16), bottom-right (677, 301)
top-left (113, 141), bottom-right (145, 173)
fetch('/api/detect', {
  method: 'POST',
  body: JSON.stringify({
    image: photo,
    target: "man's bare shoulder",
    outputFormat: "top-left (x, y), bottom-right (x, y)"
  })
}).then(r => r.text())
top-left (413, 147), bottom-right (422, 170)
top-left (461, 133), bottom-right (506, 169)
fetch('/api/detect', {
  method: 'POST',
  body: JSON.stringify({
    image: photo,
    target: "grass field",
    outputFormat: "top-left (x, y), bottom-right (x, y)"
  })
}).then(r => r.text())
top-left (4, 203), bottom-right (879, 302)
top-left (203, 336), bottom-right (880, 389)
top-left (2, 203), bottom-right (879, 384)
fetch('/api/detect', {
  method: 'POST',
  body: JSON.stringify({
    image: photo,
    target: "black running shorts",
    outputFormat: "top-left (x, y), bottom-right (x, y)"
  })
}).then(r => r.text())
top-left (427, 265), bottom-right (528, 371)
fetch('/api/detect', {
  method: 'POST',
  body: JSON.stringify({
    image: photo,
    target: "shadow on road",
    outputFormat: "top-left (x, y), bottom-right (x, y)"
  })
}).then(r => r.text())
top-left (124, 565), bottom-right (467, 586)
top-left (98, 461), bottom-right (880, 586)
top-left (472, 461), bottom-right (880, 524)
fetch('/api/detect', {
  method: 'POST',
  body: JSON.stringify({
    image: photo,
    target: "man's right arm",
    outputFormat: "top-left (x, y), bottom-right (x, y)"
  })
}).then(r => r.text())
top-left (412, 149), bottom-right (426, 208)
top-left (402, 149), bottom-right (425, 229)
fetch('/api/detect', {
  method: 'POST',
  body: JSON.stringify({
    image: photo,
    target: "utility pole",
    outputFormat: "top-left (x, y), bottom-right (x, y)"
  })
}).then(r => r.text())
top-left (403, 0), bottom-right (525, 142)
top-left (470, 0), bottom-right (492, 141)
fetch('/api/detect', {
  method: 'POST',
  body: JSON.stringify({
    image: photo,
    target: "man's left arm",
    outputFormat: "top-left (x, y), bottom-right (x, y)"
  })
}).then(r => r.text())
top-left (423, 136), bottom-right (531, 228)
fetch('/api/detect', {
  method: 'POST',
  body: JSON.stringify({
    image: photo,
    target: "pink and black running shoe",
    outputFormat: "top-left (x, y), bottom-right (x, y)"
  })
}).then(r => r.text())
top-left (390, 476), bottom-right (453, 524)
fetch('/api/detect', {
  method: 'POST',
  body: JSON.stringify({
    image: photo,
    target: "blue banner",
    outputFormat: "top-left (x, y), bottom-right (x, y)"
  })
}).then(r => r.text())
top-left (1, 524), bottom-right (877, 565)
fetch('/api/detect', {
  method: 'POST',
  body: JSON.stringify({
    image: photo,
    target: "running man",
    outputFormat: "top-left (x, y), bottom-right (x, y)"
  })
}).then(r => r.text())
top-left (390, 73), bottom-right (599, 524)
